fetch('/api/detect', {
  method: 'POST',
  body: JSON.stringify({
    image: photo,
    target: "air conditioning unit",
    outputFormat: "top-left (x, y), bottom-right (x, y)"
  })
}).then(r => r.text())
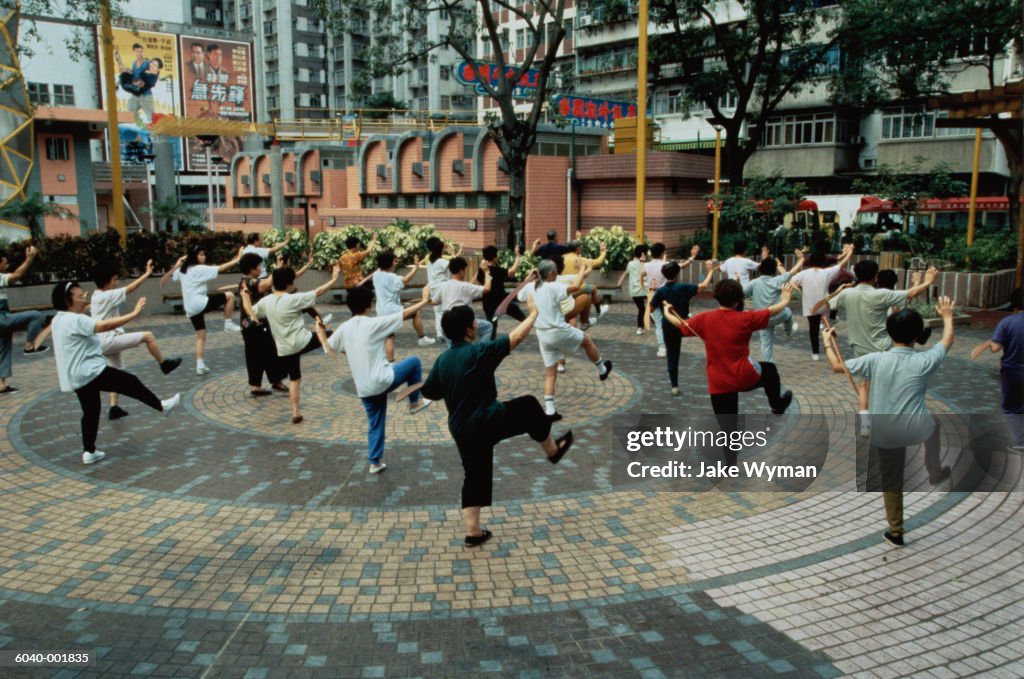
top-left (497, 157), bottom-right (509, 174)
top-left (240, 175), bottom-right (251, 185)
top-left (452, 159), bottom-right (464, 175)
top-left (262, 173), bottom-right (271, 185)
top-left (310, 170), bottom-right (321, 183)
top-left (860, 157), bottom-right (877, 170)
top-left (376, 164), bottom-right (388, 178)
top-left (411, 162), bottom-right (424, 177)
top-left (194, 6), bottom-right (207, 20)
top-left (576, 14), bottom-right (593, 27)
top-left (285, 171), bottom-right (295, 184)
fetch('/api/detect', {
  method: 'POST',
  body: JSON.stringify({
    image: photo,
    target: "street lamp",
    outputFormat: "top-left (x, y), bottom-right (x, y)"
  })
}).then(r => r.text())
top-left (711, 122), bottom-right (724, 260)
top-left (197, 135), bottom-right (218, 231)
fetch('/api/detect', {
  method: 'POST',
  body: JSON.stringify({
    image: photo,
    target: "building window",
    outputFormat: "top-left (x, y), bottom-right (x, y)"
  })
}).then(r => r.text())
top-left (440, 65), bottom-right (450, 81)
top-left (419, 97), bottom-right (429, 111)
top-left (762, 113), bottom-right (850, 147)
top-left (516, 30), bottom-right (525, 50)
top-left (654, 90), bottom-right (683, 116)
top-left (27, 82), bottom-right (49, 105)
top-left (440, 95), bottom-right (451, 110)
top-left (52, 84), bottom-right (74, 106)
top-left (882, 108), bottom-right (973, 140)
top-left (45, 137), bottom-right (69, 161)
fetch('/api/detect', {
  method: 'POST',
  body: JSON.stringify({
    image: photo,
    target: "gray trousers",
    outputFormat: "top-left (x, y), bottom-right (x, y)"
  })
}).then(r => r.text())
top-left (757, 307), bottom-right (795, 364)
top-left (0, 310), bottom-right (44, 378)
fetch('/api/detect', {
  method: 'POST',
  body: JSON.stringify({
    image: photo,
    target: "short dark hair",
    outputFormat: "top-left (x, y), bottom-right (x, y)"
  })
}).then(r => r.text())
top-left (633, 244), bottom-right (648, 258)
top-left (426, 236), bottom-right (445, 261)
top-left (854, 259), bottom-right (879, 283)
top-left (206, 43), bottom-right (221, 53)
top-left (651, 243), bottom-right (666, 258)
top-left (151, 57), bottom-right (163, 69)
top-left (51, 281), bottom-right (80, 310)
top-left (346, 285), bottom-right (374, 315)
top-left (345, 236), bottom-right (361, 249)
top-left (807, 250), bottom-right (829, 268)
top-left (246, 233), bottom-right (261, 245)
top-left (448, 257), bottom-right (468, 275)
top-left (732, 240), bottom-right (748, 256)
top-left (876, 269), bottom-right (898, 290)
top-left (239, 252), bottom-right (263, 275)
top-left (546, 229), bottom-right (557, 241)
top-left (0, 249), bottom-right (7, 263)
top-left (482, 245), bottom-right (498, 261)
top-left (132, 43), bottom-right (143, 50)
top-left (565, 240), bottom-right (581, 253)
top-left (887, 308), bottom-right (925, 344)
top-left (714, 279), bottom-right (744, 308)
top-left (377, 250), bottom-right (396, 270)
top-left (1010, 287), bottom-right (1023, 311)
top-left (661, 261), bottom-right (681, 281)
top-left (759, 257), bottom-right (778, 276)
top-left (441, 305), bottom-right (475, 341)
top-left (272, 267), bottom-right (296, 291)
top-left (91, 262), bottom-right (118, 288)
top-left (552, 255), bottom-right (565, 274)
top-left (182, 245), bottom-right (204, 273)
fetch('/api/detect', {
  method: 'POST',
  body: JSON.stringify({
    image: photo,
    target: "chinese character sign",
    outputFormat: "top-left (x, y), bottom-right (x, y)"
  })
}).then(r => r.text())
top-left (179, 35), bottom-right (255, 171)
top-left (553, 95), bottom-right (637, 129)
top-left (455, 61), bottom-right (541, 100)
top-left (97, 27), bottom-right (182, 130)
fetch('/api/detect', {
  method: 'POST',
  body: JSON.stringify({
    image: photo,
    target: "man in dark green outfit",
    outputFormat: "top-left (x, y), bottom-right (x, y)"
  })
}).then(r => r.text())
top-left (421, 299), bottom-right (574, 547)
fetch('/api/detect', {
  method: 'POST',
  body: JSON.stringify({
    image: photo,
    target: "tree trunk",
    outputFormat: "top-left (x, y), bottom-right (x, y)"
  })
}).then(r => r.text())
top-left (507, 164), bottom-right (527, 250)
top-left (1010, 166), bottom-right (1023, 287)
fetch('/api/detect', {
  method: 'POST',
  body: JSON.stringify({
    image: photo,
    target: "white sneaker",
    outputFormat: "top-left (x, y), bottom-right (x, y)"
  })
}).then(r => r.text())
top-left (600, 305), bottom-right (610, 318)
top-left (409, 398), bottom-right (432, 414)
top-left (224, 320), bottom-right (242, 333)
top-left (671, 387), bottom-right (680, 396)
top-left (657, 348), bottom-right (667, 358)
top-left (811, 353), bottom-right (821, 362)
top-left (417, 336), bottom-right (435, 346)
top-left (196, 365), bottom-right (211, 375)
top-left (82, 450), bottom-right (106, 464)
top-left (161, 393), bottom-right (181, 415)
top-left (320, 313), bottom-right (333, 327)
top-left (786, 320), bottom-right (798, 337)
top-left (556, 364), bottom-right (566, 374)
top-left (369, 462), bottom-right (387, 474)
top-left (635, 328), bottom-right (644, 335)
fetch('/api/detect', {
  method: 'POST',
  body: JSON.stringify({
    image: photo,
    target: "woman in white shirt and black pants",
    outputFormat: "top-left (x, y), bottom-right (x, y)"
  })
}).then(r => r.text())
top-left (50, 281), bottom-right (181, 465)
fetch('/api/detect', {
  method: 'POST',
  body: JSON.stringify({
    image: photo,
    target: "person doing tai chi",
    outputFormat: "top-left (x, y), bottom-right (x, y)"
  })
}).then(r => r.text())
top-left (421, 299), bottom-right (574, 547)
top-left (329, 285), bottom-right (434, 475)
top-left (972, 287), bottom-right (1024, 453)
top-left (718, 240), bottom-right (759, 286)
top-left (369, 250), bottom-right (433, 362)
top-left (792, 243), bottom-right (853, 361)
top-left (237, 253), bottom-right (286, 397)
top-left (823, 298), bottom-right (955, 548)
top-left (742, 250), bottom-right (806, 364)
top-left (243, 265), bottom-right (339, 424)
top-left (662, 279), bottom-right (795, 417)
top-left (0, 246), bottom-right (50, 395)
top-left (617, 244), bottom-right (648, 335)
top-left (647, 260), bottom-right (717, 396)
top-left (90, 260), bottom-right (182, 420)
top-left (431, 257), bottom-right (493, 345)
top-left (426, 236), bottom-right (461, 341)
top-left (530, 259), bottom-right (612, 420)
top-left (161, 245), bottom-right (243, 375)
top-left (477, 245), bottom-right (526, 338)
top-left (50, 282), bottom-right (181, 465)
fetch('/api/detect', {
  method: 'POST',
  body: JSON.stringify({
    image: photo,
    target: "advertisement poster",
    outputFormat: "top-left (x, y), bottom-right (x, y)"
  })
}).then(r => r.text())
top-left (553, 95), bottom-right (637, 129)
top-left (97, 27), bottom-right (182, 129)
top-left (179, 35), bottom-right (254, 171)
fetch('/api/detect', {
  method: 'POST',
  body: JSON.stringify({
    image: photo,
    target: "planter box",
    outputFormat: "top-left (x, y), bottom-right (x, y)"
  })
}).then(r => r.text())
top-left (923, 314), bottom-right (971, 328)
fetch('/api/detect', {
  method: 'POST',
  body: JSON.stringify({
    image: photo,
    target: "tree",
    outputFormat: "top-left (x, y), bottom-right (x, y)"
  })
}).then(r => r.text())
top-left (9, 0), bottom-right (131, 62)
top-left (635, 0), bottom-right (839, 187)
top-left (140, 197), bottom-right (204, 233)
top-left (360, 92), bottom-right (408, 118)
top-left (314, 0), bottom-right (570, 248)
top-left (715, 171), bottom-right (808, 245)
top-left (0, 192), bottom-right (77, 240)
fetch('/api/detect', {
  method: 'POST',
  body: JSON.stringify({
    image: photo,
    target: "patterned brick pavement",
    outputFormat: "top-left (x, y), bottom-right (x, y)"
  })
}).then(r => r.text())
top-left (0, 298), bottom-right (1021, 677)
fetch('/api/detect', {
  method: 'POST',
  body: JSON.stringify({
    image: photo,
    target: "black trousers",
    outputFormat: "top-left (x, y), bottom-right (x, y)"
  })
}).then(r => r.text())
top-left (242, 324), bottom-right (284, 387)
top-left (709, 362), bottom-right (783, 415)
top-left (483, 300), bottom-right (526, 340)
top-left (633, 296), bottom-right (646, 328)
top-left (806, 314), bottom-right (823, 355)
top-left (664, 324), bottom-right (682, 388)
top-left (75, 367), bottom-right (162, 452)
top-left (454, 396), bottom-right (551, 508)
top-left (277, 334), bottom-right (323, 381)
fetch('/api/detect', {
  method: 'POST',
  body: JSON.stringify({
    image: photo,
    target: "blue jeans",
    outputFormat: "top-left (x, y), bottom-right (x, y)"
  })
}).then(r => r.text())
top-left (758, 307), bottom-right (794, 364)
top-left (360, 357), bottom-right (422, 464)
top-left (0, 310), bottom-right (44, 379)
top-left (652, 308), bottom-right (664, 349)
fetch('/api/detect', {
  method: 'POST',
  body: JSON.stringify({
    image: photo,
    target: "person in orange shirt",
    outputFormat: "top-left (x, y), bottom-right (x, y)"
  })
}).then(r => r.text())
top-left (338, 233), bottom-right (378, 292)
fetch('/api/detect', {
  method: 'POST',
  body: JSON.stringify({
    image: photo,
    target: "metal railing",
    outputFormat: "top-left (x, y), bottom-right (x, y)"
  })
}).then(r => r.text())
top-left (93, 162), bottom-right (147, 183)
top-left (271, 108), bottom-right (483, 141)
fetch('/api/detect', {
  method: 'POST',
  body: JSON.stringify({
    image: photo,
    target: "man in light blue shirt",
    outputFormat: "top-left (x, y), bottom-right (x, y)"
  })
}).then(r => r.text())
top-left (742, 250), bottom-right (804, 363)
top-left (824, 297), bottom-right (956, 548)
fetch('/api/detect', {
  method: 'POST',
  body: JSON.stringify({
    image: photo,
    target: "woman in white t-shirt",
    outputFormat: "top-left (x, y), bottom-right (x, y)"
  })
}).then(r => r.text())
top-left (371, 250), bottom-right (432, 362)
top-left (161, 245), bottom-right (244, 375)
top-left (530, 259), bottom-right (612, 419)
top-left (50, 281), bottom-right (180, 465)
top-left (426, 237), bottom-right (461, 340)
top-left (791, 243), bottom-right (853, 360)
top-left (91, 259), bottom-right (181, 421)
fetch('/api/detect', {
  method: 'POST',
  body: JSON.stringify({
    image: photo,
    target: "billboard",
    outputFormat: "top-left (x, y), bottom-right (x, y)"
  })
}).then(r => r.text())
top-left (553, 95), bottom-right (638, 129)
top-left (455, 61), bottom-right (540, 99)
top-left (179, 35), bottom-right (255, 172)
top-left (98, 27), bottom-right (182, 129)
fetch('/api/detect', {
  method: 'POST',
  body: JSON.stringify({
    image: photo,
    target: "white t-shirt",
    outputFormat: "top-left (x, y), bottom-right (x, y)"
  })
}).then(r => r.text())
top-left (426, 258), bottom-right (451, 288)
top-left (253, 290), bottom-right (317, 356)
top-left (792, 265), bottom-right (842, 316)
top-left (0, 272), bottom-right (9, 302)
top-left (373, 271), bottom-right (405, 315)
top-left (431, 279), bottom-right (484, 313)
top-left (720, 257), bottom-right (759, 286)
top-left (242, 245), bottom-right (271, 278)
top-left (328, 312), bottom-right (403, 397)
top-left (532, 281), bottom-right (571, 330)
top-left (643, 259), bottom-right (667, 291)
top-left (172, 265), bottom-right (220, 317)
top-left (52, 312), bottom-right (107, 392)
top-left (90, 287), bottom-right (128, 350)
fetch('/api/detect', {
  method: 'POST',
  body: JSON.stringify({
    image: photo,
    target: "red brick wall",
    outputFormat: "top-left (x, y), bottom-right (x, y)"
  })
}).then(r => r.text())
top-left (364, 141), bottom-right (391, 194)
top-left (436, 132), bottom-right (472, 192)
top-left (397, 138), bottom-right (430, 193)
top-left (301, 151), bottom-right (322, 198)
top-left (235, 156), bottom-right (253, 198)
top-left (252, 155), bottom-right (270, 197)
top-left (322, 167), bottom-right (348, 208)
top-left (37, 134), bottom-right (76, 196)
top-left (524, 155), bottom-right (571, 245)
top-left (44, 205), bottom-right (80, 236)
top-left (479, 139), bottom-right (508, 191)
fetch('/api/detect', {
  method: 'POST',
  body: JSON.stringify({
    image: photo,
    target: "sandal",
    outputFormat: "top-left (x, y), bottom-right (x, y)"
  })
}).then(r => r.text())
top-left (0, 385), bottom-right (18, 394)
top-left (464, 529), bottom-right (493, 547)
top-left (272, 383), bottom-right (288, 392)
top-left (546, 412), bottom-right (563, 423)
top-left (250, 389), bottom-right (272, 397)
top-left (292, 415), bottom-right (304, 424)
top-left (548, 430), bottom-right (574, 464)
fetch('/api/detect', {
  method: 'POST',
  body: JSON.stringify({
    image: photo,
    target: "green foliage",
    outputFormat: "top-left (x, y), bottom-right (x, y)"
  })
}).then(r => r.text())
top-left (163, 231), bottom-right (247, 266)
top-left (497, 249), bottom-right (540, 282)
top-left (713, 171), bottom-right (808, 240)
top-left (140, 197), bottom-right (205, 232)
top-left (579, 225), bottom-right (645, 272)
top-left (0, 193), bottom-right (77, 241)
top-left (261, 228), bottom-right (310, 267)
top-left (125, 231), bottom-right (171, 273)
top-left (853, 158), bottom-right (968, 220)
top-left (360, 92), bottom-right (409, 117)
top-left (310, 222), bottom-right (458, 273)
top-left (691, 230), bottom-right (754, 261)
top-left (937, 229), bottom-right (1018, 273)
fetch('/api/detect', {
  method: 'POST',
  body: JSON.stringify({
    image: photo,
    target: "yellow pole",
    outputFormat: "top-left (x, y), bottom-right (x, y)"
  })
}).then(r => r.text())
top-left (712, 127), bottom-right (721, 260)
top-left (635, 0), bottom-right (648, 242)
top-left (99, 0), bottom-right (125, 245)
top-left (966, 127), bottom-right (982, 247)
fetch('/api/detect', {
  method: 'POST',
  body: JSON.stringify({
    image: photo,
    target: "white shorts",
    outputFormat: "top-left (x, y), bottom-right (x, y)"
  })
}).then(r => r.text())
top-left (537, 325), bottom-right (584, 367)
top-left (101, 332), bottom-right (146, 369)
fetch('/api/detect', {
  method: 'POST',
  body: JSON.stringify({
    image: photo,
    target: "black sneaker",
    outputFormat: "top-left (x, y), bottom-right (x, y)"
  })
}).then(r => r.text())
top-left (928, 466), bottom-right (951, 485)
top-left (599, 360), bottom-right (613, 381)
top-left (772, 390), bottom-right (794, 415)
top-left (109, 406), bottom-right (129, 420)
top-left (883, 531), bottom-right (905, 547)
top-left (160, 358), bottom-right (183, 375)
top-left (24, 345), bottom-right (49, 355)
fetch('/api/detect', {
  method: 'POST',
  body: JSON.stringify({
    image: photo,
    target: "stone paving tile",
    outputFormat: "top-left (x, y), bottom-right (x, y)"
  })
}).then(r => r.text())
top-left (0, 301), bottom-right (1020, 677)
